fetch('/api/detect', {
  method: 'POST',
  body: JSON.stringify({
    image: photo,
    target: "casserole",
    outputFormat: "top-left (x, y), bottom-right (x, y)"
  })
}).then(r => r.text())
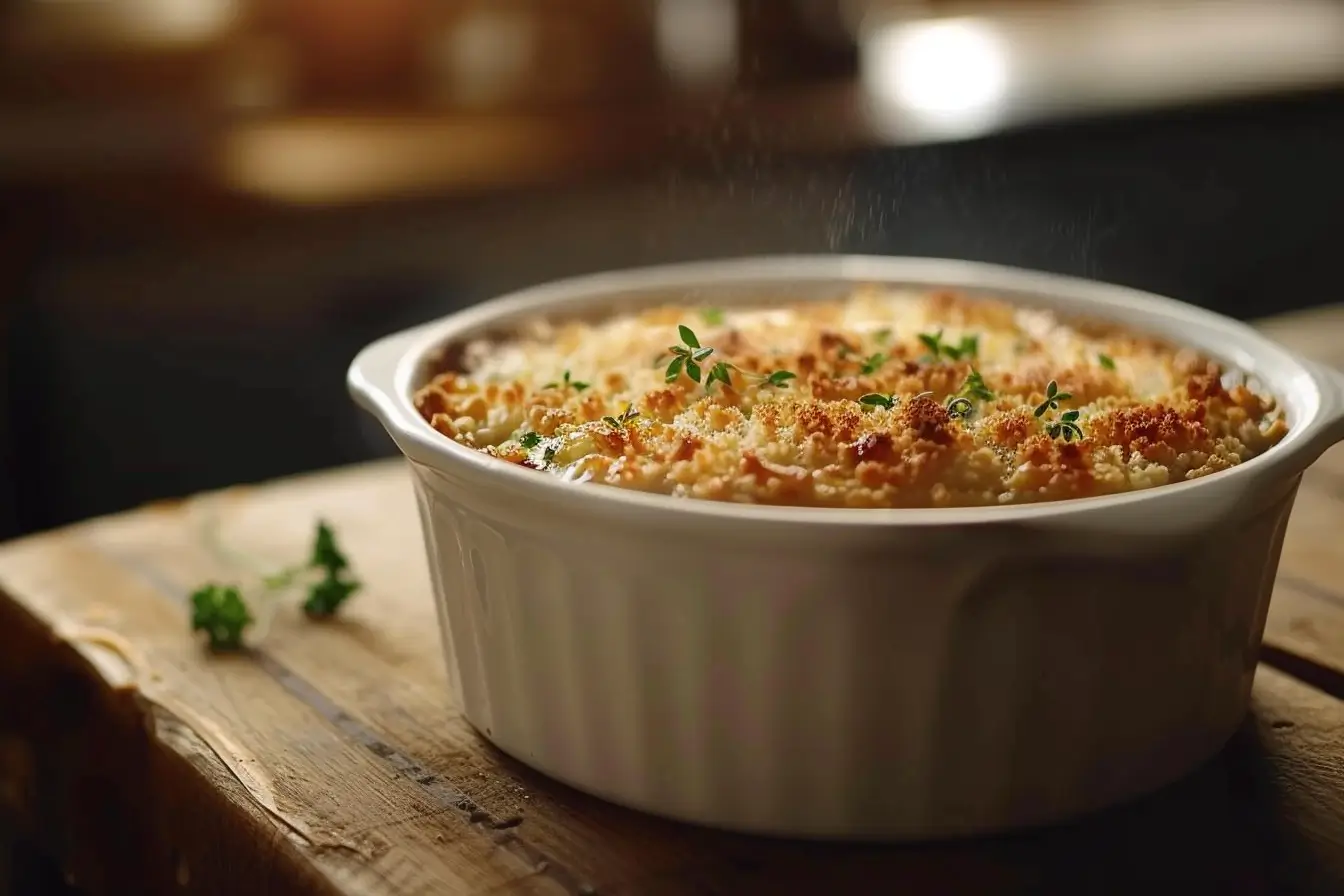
top-left (348, 256), bottom-right (1344, 840)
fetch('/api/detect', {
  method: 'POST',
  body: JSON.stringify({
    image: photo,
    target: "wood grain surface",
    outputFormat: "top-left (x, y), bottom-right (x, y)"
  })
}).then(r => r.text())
top-left (4, 309), bottom-right (1344, 895)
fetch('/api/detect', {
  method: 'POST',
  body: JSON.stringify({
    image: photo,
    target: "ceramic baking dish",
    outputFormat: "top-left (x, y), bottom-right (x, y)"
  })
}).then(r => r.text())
top-left (348, 256), bottom-right (1344, 840)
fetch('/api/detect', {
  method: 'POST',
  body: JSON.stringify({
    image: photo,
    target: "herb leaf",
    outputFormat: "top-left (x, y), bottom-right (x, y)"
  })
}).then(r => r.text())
top-left (678, 325), bottom-right (700, 349)
top-left (190, 584), bottom-right (253, 651)
top-left (304, 576), bottom-right (359, 618)
top-left (919, 330), bottom-right (980, 362)
top-left (706, 361), bottom-right (734, 392)
top-left (304, 520), bottom-right (362, 618)
top-left (519, 431), bottom-right (542, 450)
top-left (1098, 353), bottom-right (1116, 371)
top-left (918, 331), bottom-right (943, 359)
top-left (543, 370), bottom-right (589, 392)
top-left (763, 370), bottom-right (796, 388)
top-left (947, 335), bottom-right (979, 361)
top-left (1045, 409), bottom-right (1085, 442)
top-left (860, 353), bottom-right (887, 375)
top-left (858, 393), bottom-right (896, 410)
top-left (602, 404), bottom-right (640, 430)
top-left (1033, 380), bottom-right (1073, 417)
top-left (700, 307), bottom-right (725, 325)
top-left (311, 520), bottom-right (349, 575)
top-left (957, 369), bottom-right (995, 403)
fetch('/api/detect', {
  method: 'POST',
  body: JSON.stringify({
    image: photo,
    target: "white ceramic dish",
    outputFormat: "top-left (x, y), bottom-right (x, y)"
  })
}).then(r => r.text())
top-left (348, 256), bottom-right (1344, 841)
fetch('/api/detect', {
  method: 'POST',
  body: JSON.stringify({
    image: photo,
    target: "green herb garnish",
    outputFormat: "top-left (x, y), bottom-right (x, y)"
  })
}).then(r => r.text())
top-left (302, 521), bottom-right (361, 618)
top-left (665, 325), bottom-right (716, 384)
top-left (946, 397), bottom-right (974, 419)
top-left (602, 404), bottom-right (640, 430)
top-left (919, 331), bottom-right (983, 362)
top-left (919, 330), bottom-right (980, 362)
top-left (704, 361), bottom-right (732, 392)
top-left (190, 584), bottom-right (253, 651)
top-left (874, 328), bottom-right (892, 345)
top-left (859, 353), bottom-right (887, 375)
top-left (543, 370), bottom-right (589, 392)
top-left (519, 431), bottom-right (542, 450)
top-left (700, 307), bottom-right (725, 325)
top-left (957, 369), bottom-right (995, 402)
top-left (1098, 353), bottom-right (1116, 371)
top-left (189, 521), bottom-right (362, 646)
top-left (1046, 409), bottom-right (1084, 442)
top-left (304, 576), bottom-right (360, 618)
top-left (858, 393), bottom-right (896, 410)
top-left (1033, 380), bottom-right (1073, 418)
top-left (762, 370), bottom-right (796, 388)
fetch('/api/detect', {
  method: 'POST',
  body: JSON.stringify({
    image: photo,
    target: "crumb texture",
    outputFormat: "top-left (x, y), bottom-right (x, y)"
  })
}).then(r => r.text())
top-left (412, 287), bottom-right (1289, 508)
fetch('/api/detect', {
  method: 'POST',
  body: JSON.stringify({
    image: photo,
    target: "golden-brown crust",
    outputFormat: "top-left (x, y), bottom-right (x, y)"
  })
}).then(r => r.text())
top-left (410, 287), bottom-right (1289, 508)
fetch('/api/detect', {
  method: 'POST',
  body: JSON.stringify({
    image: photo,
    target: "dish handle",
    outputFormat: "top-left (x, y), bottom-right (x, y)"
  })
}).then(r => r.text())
top-left (1298, 357), bottom-right (1344, 464)
top-left (347, 323), bottom-right (437, 438)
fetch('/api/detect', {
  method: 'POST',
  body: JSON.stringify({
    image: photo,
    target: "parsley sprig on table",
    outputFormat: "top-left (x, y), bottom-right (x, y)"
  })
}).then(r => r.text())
top-left (189, 520), bottom-right (361, 651)
top-left (190, 585), bottom-right (252, 652)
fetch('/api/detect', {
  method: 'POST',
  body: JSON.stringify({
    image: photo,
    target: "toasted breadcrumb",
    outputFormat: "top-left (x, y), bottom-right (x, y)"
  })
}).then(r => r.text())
top-left (412, 287), bottom-right (1289, 508)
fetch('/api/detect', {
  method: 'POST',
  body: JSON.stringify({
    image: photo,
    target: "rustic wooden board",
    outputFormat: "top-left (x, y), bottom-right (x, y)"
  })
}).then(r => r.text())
top-left (3, 308), bottom-right (1344, 895)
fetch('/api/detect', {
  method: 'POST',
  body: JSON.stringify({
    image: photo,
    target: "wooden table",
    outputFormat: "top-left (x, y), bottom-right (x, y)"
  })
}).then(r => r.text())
top-left (4, 309), bottom-right (1344, 895)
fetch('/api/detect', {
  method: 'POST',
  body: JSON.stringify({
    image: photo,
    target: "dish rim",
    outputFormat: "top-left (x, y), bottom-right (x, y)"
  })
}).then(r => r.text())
top-left (349, 254), bottom-right (1344, 529)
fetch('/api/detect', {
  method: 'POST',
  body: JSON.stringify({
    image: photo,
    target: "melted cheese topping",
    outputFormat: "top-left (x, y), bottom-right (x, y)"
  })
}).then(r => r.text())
top-left (412, 287), bottom-right (1289, 508)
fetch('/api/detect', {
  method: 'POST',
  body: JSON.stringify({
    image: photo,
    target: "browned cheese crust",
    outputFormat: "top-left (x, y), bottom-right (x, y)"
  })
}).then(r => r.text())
top-left (411, 287), bottom-right (1289, 508)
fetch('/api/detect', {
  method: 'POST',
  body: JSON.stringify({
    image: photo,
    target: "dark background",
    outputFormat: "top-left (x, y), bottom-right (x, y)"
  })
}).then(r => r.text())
top-left (3, 0), bottom-right (1344, 542)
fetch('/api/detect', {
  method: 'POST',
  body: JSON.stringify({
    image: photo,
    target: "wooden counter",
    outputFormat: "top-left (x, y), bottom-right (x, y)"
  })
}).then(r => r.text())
top-left (3, 309), bottom-right (1344, 894)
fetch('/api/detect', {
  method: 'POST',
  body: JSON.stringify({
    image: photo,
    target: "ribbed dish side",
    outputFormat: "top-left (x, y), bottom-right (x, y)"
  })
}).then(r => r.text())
top-left (410, 463), bottom-right (1299, 839)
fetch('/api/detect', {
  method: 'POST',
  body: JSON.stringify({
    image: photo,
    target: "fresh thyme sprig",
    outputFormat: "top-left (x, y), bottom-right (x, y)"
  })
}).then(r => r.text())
top-left (663, 325), bottom-right (795, 394)
top-left (602, 404), bottom-right (640, 430)
top-left (1034, 380), bottom-right (1084, 442)
top-left (1097, 353), bottom-right (1116, 370)
top-left (858, 392), bottom-right (896, 410)
top-left (942, 370), bottom-right (996, 421)
top-left (1033, 380), bottom-right (1073, 417)
top-left (519, 431), bottom-right (542, 449)
top-left (919, 330), bottom-right (979, 362)
top-left (665, 325), bottom-right (716, 384)
top-left (957, 369), bottom-right (995, 402)
top-left (543, 370), bottom-right (589, 392)
top-left (1045, 410), bottom-right (1084, 442)
top-left (859, 352), bottom-right (887, 375)
top-left (700, 307), bottom-right (725, 325)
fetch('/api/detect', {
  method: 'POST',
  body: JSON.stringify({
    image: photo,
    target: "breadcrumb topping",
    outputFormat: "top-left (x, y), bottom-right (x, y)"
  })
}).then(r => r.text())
top-left (411, 287), bottom-right (1289, 508)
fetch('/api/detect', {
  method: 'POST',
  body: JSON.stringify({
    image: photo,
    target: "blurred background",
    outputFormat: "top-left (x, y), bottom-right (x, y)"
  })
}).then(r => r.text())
top-left (2, 0), bottom-right (1343, 540)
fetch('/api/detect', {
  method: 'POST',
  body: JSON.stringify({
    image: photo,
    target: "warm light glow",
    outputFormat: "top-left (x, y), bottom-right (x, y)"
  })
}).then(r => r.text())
top-left (864, 17), bottom-right (1009, 116)
top-left (428, 9), bottom-right (536, 106)
top-left (655, 0), bottom-right (738, 88)
top-left (122, 0), bottom-right (236, 44)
